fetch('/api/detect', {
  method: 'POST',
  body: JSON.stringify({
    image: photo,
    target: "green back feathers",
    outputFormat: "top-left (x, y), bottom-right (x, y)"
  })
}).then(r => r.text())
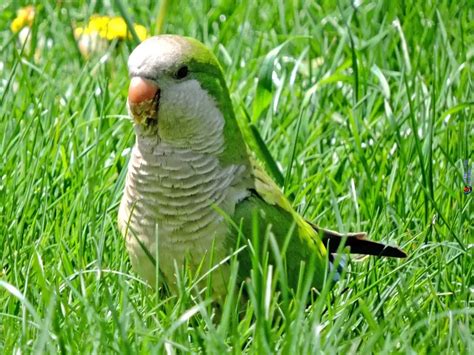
top-left (229, 157), bottom-right (329, 290)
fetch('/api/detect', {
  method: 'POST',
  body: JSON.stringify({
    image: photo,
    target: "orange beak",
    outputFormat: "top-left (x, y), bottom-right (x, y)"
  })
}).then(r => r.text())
top-left (128, 77), bottom-right (160, 124)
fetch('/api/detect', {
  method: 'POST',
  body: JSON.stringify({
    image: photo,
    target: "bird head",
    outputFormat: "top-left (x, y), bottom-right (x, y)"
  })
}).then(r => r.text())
top-left (127, 35), bottom-right (244, 158)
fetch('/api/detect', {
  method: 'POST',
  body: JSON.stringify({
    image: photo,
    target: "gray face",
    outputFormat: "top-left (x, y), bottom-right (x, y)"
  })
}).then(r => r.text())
top-left (127, 36), bottom-right (226, 153)
top-left (128, 36), bottom-right (193, 82)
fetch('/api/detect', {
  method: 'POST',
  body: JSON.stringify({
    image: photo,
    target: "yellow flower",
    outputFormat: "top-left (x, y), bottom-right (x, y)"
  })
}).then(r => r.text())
top-left (74, 27), bottom-right (84, 38)
top-left (134, 24), bottom-right (148, 42)
top-left (74, 15), bottom-right (149, 42)
top-left (11, 6), bottom-right (35, 33)
top-left (107, 17), bottom-right (127, 40)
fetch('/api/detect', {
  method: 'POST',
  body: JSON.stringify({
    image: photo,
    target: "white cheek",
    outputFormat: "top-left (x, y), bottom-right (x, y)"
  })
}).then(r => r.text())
top-left (159, 80), bottom-right (225, 154)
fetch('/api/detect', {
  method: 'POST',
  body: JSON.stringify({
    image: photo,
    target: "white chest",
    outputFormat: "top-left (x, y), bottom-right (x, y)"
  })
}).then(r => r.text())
top-left (118, 143), bottom-right (248, 292)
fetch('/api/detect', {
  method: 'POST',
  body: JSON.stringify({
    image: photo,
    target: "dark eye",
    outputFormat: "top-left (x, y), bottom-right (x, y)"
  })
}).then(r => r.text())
top-left (175, 66), bottom-right (189, 79)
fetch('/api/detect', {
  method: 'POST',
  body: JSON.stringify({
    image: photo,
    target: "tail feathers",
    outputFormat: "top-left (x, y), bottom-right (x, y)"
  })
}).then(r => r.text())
top-left (311, 224), bottom-right (407, 258)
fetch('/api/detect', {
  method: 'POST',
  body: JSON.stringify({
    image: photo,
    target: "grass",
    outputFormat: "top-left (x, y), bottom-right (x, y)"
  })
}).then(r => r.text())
top-left (0, 0), bottom-right (473, 353)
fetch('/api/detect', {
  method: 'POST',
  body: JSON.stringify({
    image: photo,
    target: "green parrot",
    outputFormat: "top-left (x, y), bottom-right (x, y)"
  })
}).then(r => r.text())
top-left (118, 35), bottom-right (406, 300)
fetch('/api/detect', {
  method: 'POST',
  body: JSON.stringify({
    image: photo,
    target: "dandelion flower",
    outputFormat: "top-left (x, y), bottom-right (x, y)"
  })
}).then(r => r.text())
top-left (74, 15), bottom-right (149, 57)
top-left (11, 6), bottom-right (35, 33)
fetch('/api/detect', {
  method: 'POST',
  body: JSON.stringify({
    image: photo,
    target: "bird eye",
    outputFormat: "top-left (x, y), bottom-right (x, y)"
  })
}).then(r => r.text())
top-left (175, 66), bottom-right (189, 79)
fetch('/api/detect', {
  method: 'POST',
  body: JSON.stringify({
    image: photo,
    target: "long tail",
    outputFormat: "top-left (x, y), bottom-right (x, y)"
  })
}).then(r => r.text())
top-left (310, 223), bottom-right (407, 258)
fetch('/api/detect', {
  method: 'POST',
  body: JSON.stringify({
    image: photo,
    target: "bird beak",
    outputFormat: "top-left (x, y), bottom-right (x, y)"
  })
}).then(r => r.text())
top-left (128, 77), bottom-right (161, 125)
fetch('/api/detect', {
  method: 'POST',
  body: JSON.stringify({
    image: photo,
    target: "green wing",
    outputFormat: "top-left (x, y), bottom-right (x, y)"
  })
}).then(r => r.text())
top-left (231, 156), bottom-right (329, 290)
top-left (229, 153), bottom-right (407, 291)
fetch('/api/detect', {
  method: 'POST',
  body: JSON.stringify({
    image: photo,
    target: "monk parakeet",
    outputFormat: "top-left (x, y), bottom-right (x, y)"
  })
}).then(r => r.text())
top-left (118, 35), bottom-right (406, 299)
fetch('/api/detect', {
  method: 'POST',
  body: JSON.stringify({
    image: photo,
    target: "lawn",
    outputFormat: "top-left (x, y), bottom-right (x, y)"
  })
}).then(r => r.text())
top-left (0, 0), bottom-right (472, 353)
